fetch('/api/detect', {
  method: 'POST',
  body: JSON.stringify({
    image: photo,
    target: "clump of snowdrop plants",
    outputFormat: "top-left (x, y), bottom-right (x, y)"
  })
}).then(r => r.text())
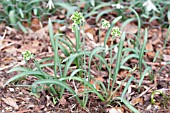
top-left (4, 11), bottom-right (147, 113)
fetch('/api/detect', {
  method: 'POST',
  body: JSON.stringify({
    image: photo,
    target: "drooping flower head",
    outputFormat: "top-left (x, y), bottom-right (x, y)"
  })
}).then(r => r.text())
top-left (70, 11), bottom-right (85, 25)
top-left (143, 0), bottom-right (159, 13)
top-left (71, 23), bottom-right (79, 32)
top-left (101, 19), bottom-right (110, 29)
top-left (22, 50), bottom-right (34, 61)
top-left (111, 26), bottom-right (122, 37)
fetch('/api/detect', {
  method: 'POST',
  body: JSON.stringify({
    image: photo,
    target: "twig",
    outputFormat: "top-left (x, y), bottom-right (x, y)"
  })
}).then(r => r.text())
top-left (130, 59), bottom-right (166, 66)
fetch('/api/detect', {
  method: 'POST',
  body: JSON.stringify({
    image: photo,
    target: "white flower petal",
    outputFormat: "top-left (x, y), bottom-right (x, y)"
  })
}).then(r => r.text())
top-left (46, 0), bottom-right (54, 10)
top-left (146, 6), bottom-right (152, 12)
top-left (143, 2), bottom-right (147, 7)
top-left (143, 0), bottom-right (159, 12)
top-left (114, 46), bottom-right (118, 53)
top-left (112, 3), bottom-right (124, 9)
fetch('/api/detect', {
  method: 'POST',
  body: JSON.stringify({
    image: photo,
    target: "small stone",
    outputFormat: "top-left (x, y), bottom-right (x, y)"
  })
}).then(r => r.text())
top-left (19, 92), bottom-right (23, 95)
top-left (8, 88), bottom-right (15, 92)
top-left (59, 26), bottom-right (66, 32)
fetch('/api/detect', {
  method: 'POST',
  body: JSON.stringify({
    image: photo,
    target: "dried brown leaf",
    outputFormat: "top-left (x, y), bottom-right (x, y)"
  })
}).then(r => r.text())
top-left (163, 54), bottom-right (170, 61)
top-left (59, 96), bottom-right (67, 106)
top-left (131, 97), bottom-right (144, 106)
top-left (2, 97), bottom-right (19, 109)
top-left (123, 23), bottom-right (138, 34)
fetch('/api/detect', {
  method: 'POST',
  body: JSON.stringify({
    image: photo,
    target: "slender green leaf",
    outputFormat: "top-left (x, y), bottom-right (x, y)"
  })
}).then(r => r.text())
top-left (121, 18), bottom-right (136, 31)
top-left (34, 60), bottom-right (52, 79)
top-left (153, 50), bottom-right (159, 62)
top-left (59, 76), bottom-right (105, 101)
top-left (90, 0), bottom-right (95, 7)
top-left (9, 10), bottom-right (17, 28)
top-left (139, 28), bottom-right (148, 77)
top-left (96, 9), bottom-right (113, 22)
top-left (167, 10), bottom-right (170, 22)
top-left (92, 3), bottom-right (111, 12)
top-left (7, 67), bottom-right (31, 73)
top-left (31, 79), bottom-right (83, 106)
top-left (69, 69), bottom-right (84, 81)
top-left (112, 32), bottom-right (126, 89)
top-left (63, 51), bottom-right (90, 77)
top-left (149, 16), bottom-right (159, 23)
top-left (138, 66), bottom-right (151, 88)
top-left (116, 97), bottom-right (140, 113)
top-left (129, 8), bottom-right (141, 38)
top-left (4, 71), bottom-right (43, 87)
top-left (84, 11), bottom-right (98, 18)
top-left (58, 38), bottom-right (74, 53)
top-left (18, 22), bottom-right (28, 34)
top-left (54, 2), bottom-right (75, 18)
top-left (121, 54), bottom-right (139, 65)
top-left (121, 76), bottom-right (135, 101)
top-left (58, 43), bottom-right (70, 56)
top-left (18, 8), bottom-right (24, 18)
top-left (48, 19), bottom-right (55, 50)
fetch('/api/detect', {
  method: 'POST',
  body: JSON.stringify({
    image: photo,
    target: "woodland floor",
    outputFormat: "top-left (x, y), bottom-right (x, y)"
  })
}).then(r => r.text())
top-left (0, 16), bottom-right (170, 113)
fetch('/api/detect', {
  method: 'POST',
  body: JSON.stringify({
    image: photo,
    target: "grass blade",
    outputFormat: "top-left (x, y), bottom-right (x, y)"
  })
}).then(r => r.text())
top-left (9, 10), bottom-right (17, 28)
top-left (139, 28), bottom-right (148, 77)
top-left (116, 97), bottom-right (140, 113)
top-left (138, 66), bottom-right (151, 88)
top-left (31, 79), bottom-right (83, 106)
top-left (34, 60), bottom-right (51, 79)
top-left (59, 76), bottom-right (105, 101)
top-left (111, 32), bottom-right (126, 90)
top-left (54, 2), bottom-right (75, 18)
top-left (48, 19), bottom-right (58, 78)
top-left (7, 67), bottom-right (31, 73)
top-left (129, 8), bottom-right (141, 38)
top-left (18, 22), bottom-right (28, 34)
top-left (121, 76), bottom-right (135, 101)
top-left (121, 54), bottom-right (139, 65)
top-left (96, 9), bottom-right (113, 22)
top-left (4, 71), bottom-right (43, 87)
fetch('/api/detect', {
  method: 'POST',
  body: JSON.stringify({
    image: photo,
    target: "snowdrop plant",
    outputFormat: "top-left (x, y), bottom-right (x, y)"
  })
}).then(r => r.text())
top-left (98, 19), bottom-right (111, 45)
top-left (111, 26), bottom-right (122, 37)
top-left (70, 11), bottom-right (85, 46)
top-left (5, 11), bottom-right (143, 112)
top-left (70, 11), bottom-right (86, 72)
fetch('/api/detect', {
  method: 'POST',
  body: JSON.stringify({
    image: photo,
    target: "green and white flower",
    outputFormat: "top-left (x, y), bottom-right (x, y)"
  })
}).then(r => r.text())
top-left (71, 23), bottom-right (79, 32)
top-left (101, 19), bottom-right (110, 29)
top-left (22, 50), bottom-right (34, 61)
top-left (70, 11), bottom-right (85, 25)
top-left (143, 0), bottom-right (159, 13)
top-left (111, 26), bottom-right (121, 37)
